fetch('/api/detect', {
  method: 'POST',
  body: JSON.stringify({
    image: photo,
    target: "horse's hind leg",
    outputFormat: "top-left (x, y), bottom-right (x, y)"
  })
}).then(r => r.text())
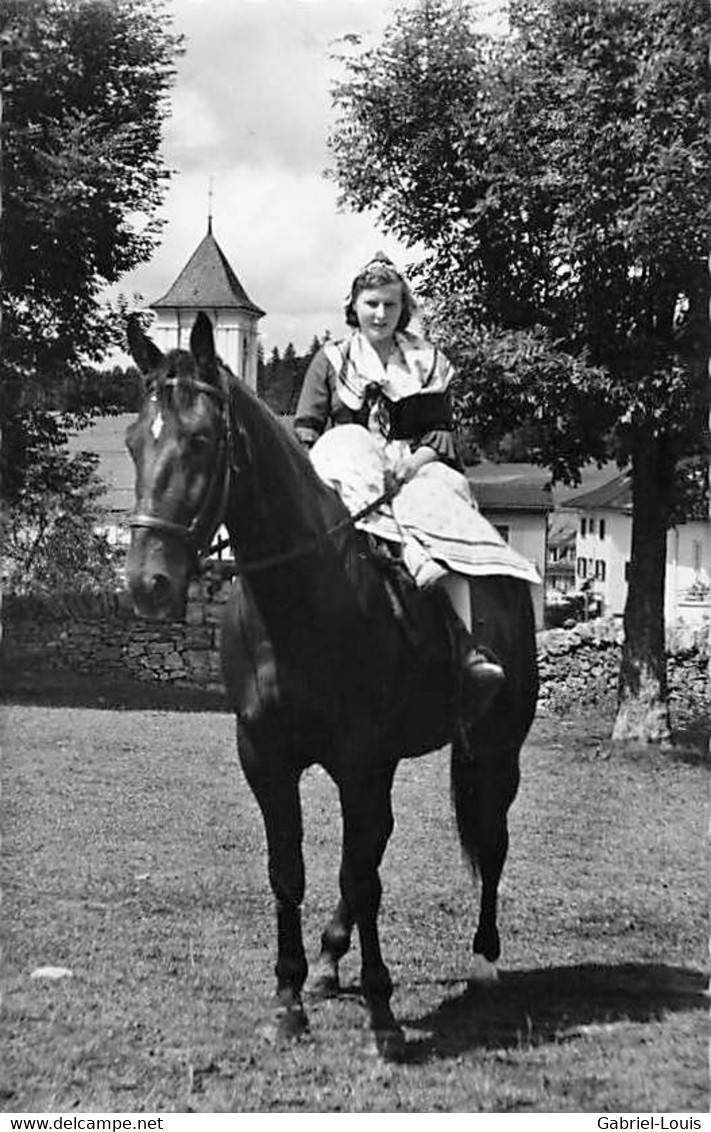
top-left (339, 764), bottom-right (404, 1059)
top-left (311, 895), bottom-right (354, 998)
top-left (238, 729), bottom-right (309, 1038)
top-left (451, 736), bottom-right (521, 981)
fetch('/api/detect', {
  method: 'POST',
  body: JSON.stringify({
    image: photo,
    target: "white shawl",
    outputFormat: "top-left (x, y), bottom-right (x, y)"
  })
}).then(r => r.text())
top-left (323, 330), bottom-right (454, 411)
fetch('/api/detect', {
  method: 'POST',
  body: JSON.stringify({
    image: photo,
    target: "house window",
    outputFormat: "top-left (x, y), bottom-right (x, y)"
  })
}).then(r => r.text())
top-left (693, 540), bottom-right (703, 572)
top-left (589, 518), bottom-right (596, 535)
top-left (594, 560), bottom-right (607, 581)
top-left (495, 524), bottom-right (510, 543)
top-left (242, 334), bottom-right (249, 378)
top-left (577, 557), bottom-right (587, 579)
top-left (580, 518), bottom-right (587, 536)
top-left (599, 519), bottom-right (606, 540)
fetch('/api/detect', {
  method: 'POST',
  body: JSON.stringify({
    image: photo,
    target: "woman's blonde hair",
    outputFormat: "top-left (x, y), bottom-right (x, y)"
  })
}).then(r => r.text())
top-left (344, 253), bottom-right (416, 332)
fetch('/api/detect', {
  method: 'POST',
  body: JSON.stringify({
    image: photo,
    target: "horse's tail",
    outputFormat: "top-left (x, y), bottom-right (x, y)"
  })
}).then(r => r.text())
top-left (450, 729), bottom-right (522, 881)
top-left (449, 576), bottom-right (538, 881)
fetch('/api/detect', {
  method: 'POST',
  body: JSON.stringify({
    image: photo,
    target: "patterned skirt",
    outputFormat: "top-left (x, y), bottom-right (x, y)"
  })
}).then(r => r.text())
top-left (310, 424), bottom-right (540, 585)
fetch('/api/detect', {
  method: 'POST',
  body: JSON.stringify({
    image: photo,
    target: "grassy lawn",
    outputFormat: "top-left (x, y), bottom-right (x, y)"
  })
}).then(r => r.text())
top-left (1, 674), bottom-right (707, 1113)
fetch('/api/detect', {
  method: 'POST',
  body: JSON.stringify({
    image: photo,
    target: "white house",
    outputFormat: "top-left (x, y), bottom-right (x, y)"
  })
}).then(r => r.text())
top-left (149, 222), bottom-right (265, 391)
top-left (466, 470), bottom-right (554, 629)
top-left (546, 511), bottom-right (577, 595)
top-left (565, 473), bottom-right (710, 626)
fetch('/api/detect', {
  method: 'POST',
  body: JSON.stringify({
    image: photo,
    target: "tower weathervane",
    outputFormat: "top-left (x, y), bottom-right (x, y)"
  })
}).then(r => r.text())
top-left (207, 175), bottom-right (214, 234)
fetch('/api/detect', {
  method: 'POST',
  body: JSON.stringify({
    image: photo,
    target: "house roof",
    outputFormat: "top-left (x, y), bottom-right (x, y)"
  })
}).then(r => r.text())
top-left (564, 472), bottom-right (632, 513)
top-left (468, 478), bottom-right (554, 513)
top-left (464, 460), bottom-right (618, 502)
top-left (548, 510), bottom-right (578, 545)
top-left (151, 228), bottom-right (265, 317)
top-left (466, 463), bottom-right (556, 513)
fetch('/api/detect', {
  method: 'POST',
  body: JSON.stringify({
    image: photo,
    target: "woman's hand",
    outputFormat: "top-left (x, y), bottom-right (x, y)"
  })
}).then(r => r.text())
top-left (383, 467), bottom-right (406, 496)
top-left (384, 446), bottom-right (438, 496)
top-left (402, 446), bottom-right (438, 481)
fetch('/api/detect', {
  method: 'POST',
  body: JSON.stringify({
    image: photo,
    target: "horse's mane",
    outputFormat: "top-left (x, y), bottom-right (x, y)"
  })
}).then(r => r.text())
top-left (220, 362), bottom-right (348, 543)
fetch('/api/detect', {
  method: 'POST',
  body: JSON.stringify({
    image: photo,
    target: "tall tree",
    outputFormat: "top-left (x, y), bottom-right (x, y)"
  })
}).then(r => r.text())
top-left (287, 334), bottom-right (322, 413)
top-left (258, 345), bottom-right (281, 408)
top-left (258, 342), bottom-right (318, 416)
top-left (47, 363), bottom-right (143, 414)
top-left (0, 448), bottom-right (120, 594)
top-left (0, 0), bottom-right (182, 502)
top-left (329, 0), bottom-right (709, 743)
top-left (279, 342), bottom-right (300, 415)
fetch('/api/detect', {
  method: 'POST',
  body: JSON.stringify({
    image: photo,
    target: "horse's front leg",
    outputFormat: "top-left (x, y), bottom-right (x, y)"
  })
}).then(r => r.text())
top-left (238, 727), bottom-right (308, 1039)
top-left (311, 763), bottom-right (356, 998)
top-left (339, 764), bottom-right (404, 1060)
top-left (311, 894), bottom-right (354, 998)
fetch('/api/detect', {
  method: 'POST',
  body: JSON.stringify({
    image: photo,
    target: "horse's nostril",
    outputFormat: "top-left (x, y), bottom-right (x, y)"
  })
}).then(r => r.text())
top-left (150, 573), bottom-right (172, 597)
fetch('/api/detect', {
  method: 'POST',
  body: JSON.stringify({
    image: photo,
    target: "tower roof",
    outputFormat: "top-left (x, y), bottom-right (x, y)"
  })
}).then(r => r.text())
top-left (151, 229), bottom-right (265, 317)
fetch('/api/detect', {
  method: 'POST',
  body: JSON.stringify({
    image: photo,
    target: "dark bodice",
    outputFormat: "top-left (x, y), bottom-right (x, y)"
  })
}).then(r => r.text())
top-left (294, 346), bottom-right (461, 469)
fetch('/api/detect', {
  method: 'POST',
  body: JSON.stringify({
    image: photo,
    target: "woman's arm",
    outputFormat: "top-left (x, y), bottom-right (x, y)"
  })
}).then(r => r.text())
top-left (294, 350), bottom-right (333, 448)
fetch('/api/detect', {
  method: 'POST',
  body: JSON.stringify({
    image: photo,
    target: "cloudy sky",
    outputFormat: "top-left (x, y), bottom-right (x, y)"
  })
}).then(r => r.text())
top-left (118, 0), bottom-right (419, 354)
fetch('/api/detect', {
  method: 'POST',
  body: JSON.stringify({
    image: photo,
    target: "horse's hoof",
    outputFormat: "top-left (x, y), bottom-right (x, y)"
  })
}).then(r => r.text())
top-left (276, 1003), bottom-right (309, 1040)
top-left (274, 989), bottom-right (309, 1040)
top-left (311, 972), bottom-right (340, 1000)
top-left (372, 1026), bottom-right (406, 1062)
top-left (469, 953), bottom-right (499, 985)
top-left (310, 956), bottom-right (341, 1000)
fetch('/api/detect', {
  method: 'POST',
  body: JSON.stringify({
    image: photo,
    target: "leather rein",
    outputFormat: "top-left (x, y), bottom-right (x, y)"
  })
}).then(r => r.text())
top-left (128, 376), bottom-right (395, 576)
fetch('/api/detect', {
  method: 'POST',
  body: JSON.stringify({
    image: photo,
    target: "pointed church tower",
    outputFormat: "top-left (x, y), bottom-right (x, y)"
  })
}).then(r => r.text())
top-left (150, 222), bottom-right (265, 391)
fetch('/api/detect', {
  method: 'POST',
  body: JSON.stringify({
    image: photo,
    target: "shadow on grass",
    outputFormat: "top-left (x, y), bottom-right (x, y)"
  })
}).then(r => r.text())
top-left (665, 728), bottom-right (710, 765)
top-left (608, 730), bottom-right (710, 767)
top-left (402, 962), bottom-right (707, 1064)
top-left (0, 664), bottom-right (229, 714)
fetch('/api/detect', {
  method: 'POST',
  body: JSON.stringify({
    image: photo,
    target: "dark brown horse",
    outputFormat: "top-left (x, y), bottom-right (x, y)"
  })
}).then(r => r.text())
top-left (125, 312), bottom-right (538, 1059)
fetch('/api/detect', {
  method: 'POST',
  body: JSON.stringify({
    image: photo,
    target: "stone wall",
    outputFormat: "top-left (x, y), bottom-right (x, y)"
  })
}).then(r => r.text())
top-left (1, 565), bottom-right (236, 694)
top-left (2, 570), bottom-right (708, 727)
top-left (537, 617), bottom-right (709, 728)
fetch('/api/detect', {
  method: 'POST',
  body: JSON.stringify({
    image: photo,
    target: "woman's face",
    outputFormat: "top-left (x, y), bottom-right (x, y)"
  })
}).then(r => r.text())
top-left (353, 282), bottom-right (403, 349)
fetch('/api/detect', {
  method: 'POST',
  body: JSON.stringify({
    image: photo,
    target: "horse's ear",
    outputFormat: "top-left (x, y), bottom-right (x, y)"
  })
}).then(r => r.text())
top-left (127, 315), bottom-right (163, 376)
top-left (190, 312), bottom-right (217, 379)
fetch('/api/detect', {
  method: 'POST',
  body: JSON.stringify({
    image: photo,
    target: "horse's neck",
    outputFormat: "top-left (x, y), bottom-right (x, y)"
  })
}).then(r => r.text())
top-left (225, 386), bottom-right (346, 565)
top-left (222, 389), bottom-right (391, 656)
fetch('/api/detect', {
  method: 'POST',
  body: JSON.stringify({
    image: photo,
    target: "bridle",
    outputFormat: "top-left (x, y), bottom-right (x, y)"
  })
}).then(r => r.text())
top-left (129, 374), bottom-right (399, 575)
top-left (128, 376), bottom-right (234, 561)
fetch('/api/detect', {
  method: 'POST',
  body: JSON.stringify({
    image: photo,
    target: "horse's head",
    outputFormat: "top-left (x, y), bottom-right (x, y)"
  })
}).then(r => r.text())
top-left (125, 312), bottom-right (231, 620)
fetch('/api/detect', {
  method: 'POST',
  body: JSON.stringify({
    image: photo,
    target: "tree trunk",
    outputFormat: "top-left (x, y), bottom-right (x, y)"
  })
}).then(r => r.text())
top-left (612, 438), bottom-right (674, 744)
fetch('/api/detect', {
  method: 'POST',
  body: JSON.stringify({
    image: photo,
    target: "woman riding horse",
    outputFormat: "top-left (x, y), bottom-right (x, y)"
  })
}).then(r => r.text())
top-left (295, 253), bottom-right (506, 722)
top-left (125, 308), bottom-right (539, 1060)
